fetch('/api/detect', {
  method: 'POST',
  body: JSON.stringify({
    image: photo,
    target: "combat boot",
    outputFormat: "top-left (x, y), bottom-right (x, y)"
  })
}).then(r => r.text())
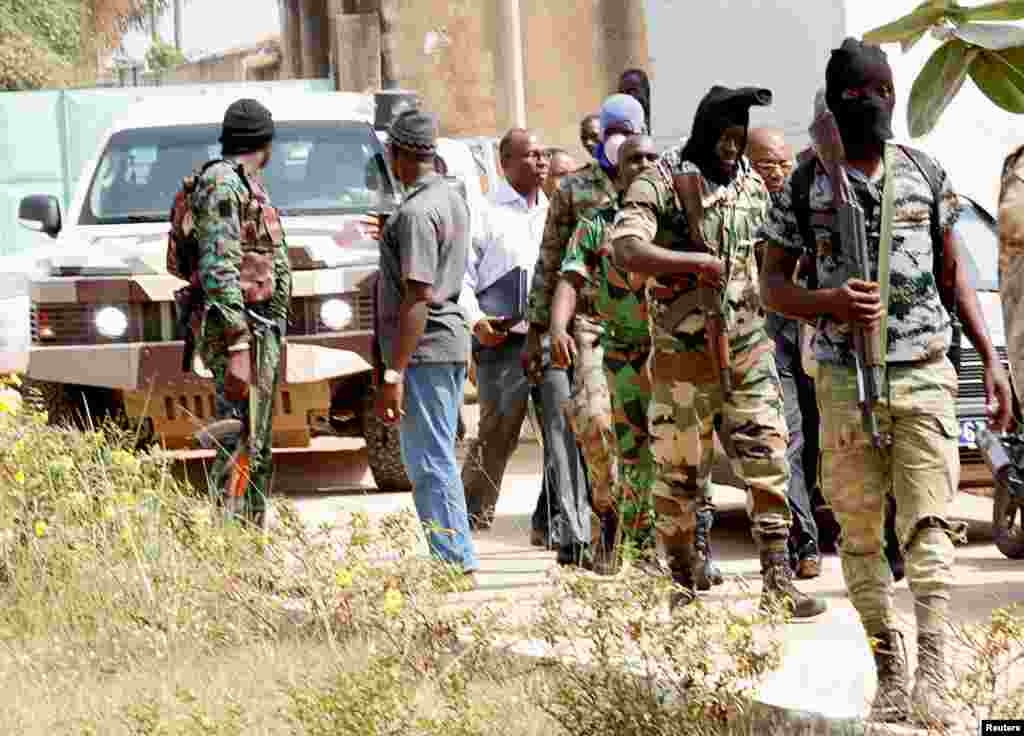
top-left (693, 509), bottom-right (724, 590)
top-left (911, 629), bottom-right (958, 728)
top-left (759, 549), bottom-right (827, 619)
top-left (868, 629), bottom-right (910, 722)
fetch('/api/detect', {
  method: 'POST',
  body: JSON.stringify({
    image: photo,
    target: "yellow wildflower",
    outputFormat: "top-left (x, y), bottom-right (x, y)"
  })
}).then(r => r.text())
top-left (335, 568), bottom-right (354, 589)
top-left (382, 588), bottom-right (404, 617)
top-left (14, 470), bottom-right (25, 485)
top-left (0, 393), bottom-right (16, 416)
top-left (34, 520), bottom-right (47, 538)
top-left (110, 449), bottom-right (140, 472)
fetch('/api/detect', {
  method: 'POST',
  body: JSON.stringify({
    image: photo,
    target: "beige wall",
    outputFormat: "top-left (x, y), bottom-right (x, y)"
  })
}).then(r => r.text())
top-left (363, 0), bottom-right (648, 160)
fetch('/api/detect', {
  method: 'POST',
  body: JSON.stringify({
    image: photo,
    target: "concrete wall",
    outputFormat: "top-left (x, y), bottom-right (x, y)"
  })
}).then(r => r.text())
top-left (371, 0), bottom-right (648, 160)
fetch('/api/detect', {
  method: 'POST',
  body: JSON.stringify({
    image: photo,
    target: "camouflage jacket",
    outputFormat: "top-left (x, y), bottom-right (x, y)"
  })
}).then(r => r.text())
top-left (193, 160), bottom-right (292, 346)
top-left (758, 146), bottom-right (959, 365)
top-left (527, 161), bottom-right (617, 329)
top-left (561, 206), bottom-right (650, 352)
top-left (612, 156), bottom-right (771, 356)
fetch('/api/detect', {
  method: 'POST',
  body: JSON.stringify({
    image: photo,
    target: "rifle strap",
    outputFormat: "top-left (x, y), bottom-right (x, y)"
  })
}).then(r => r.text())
top-left (878, 144), bottom-right (897, 364)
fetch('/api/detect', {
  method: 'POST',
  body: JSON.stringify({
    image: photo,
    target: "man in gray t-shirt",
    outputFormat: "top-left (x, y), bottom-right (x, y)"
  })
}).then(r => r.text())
top-left (375, 109), bottom-right (478, 579)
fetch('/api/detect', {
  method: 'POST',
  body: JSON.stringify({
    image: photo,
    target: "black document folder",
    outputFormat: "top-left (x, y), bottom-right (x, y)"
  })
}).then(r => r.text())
top-left (477, 266), bottom-right (527, 325)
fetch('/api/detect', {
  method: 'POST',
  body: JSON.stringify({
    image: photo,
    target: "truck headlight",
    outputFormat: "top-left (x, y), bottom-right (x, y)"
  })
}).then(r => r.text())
top-left (95, 306), bottom-right (128, 338)
top-left (320, 298), bottom-right (353, 331)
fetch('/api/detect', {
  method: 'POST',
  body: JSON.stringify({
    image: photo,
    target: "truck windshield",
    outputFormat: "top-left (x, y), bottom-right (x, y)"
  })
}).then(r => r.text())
top-left (80, 121), bottom-right (398, 225)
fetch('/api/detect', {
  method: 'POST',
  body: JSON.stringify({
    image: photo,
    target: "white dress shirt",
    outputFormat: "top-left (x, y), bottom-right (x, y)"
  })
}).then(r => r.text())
top-left (460, 180), bottom-right (549, 335)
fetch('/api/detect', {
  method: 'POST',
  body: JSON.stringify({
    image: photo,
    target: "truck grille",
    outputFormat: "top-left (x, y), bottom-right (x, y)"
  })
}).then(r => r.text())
top-left (31, 303), bottom-right (165, 345)
top-left (31, 292), bottom-right (374, 346)
top-left (957, 345), bottom-right (1009, 421)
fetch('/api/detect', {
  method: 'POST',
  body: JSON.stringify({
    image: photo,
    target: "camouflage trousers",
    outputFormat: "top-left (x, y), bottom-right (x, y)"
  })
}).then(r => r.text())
top-left (565, 317), bottom-right (617, 515)
top-left (603, 345), bottom-right (657, 551)
top-left (817, 356), bottom-right (961, 635)
top-left (648, 342), bottom-right (792, 574)
top-left (197, 313), bottom-right (282, 527)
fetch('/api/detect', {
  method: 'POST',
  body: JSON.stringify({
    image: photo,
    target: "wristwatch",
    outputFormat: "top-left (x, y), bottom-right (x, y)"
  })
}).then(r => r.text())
top-left (382, 368), bottom-right (403, 385)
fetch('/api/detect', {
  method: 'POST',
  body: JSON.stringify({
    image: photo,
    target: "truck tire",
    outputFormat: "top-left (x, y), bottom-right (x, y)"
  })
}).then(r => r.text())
top-left (362, 390), bottom-right (411, 492)
top-left (24, 380), bottom-right (152, 446)
top-left (993, 477), bottom-right (1024, 559)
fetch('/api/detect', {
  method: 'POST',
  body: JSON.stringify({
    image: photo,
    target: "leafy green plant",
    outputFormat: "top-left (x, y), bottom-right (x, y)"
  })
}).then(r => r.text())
top-left (145, 37), bottom-right (185, 72)
top-left (864, 0), bottom-right (1024, 136)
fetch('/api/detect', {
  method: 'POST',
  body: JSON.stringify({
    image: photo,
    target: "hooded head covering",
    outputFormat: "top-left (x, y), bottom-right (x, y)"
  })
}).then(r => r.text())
top-left (220, 99), bottom-right (275, 155)
top-left (596, 94), bottom-right (646, 171)
top-left (679, 86), bottom-right (772, 186)
top-left (825, 38), bottom-right (894, 148)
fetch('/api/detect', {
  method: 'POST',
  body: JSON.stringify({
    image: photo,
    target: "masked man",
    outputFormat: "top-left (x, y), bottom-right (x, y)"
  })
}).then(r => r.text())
top-left (760, 39), bottom-right (1010, 725)
top-left (194, 98), bottom-right (290, 528)
top-left (612, 86), bottom-right (826, 618)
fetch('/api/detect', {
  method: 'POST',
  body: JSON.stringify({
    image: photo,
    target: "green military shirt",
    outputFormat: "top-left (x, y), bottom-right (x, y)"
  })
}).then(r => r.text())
top-left (193, 160), bottom-right (291, 344)
top-left (527, 161), bottom-right (617, 329)
top-left (560, 206), bottom-right (650, 353)
top-left (611, 156), bottom-right (771, 356)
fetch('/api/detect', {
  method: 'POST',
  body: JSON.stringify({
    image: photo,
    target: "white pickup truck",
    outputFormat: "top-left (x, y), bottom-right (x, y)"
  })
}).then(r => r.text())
top-left (14, 91), bottom-right (413, 490)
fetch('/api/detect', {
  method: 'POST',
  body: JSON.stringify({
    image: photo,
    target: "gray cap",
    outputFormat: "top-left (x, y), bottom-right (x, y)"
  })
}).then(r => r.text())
top-left (388, 110), bottom-right (439, 155)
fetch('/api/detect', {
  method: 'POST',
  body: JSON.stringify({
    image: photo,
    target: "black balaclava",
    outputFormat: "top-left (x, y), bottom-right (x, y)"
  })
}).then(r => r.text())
top-left (220, 99), bottom-right (275, 156)
top-left (825, 38), bottom-right (894, 149)
top-left (680, 85), bottom-right (772, 186)
top-left (619, 68), bottom-right (651, 134)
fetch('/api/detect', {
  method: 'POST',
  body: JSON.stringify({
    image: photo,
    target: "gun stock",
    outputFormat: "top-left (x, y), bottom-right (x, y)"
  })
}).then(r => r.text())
top-left (700, 284), bottom-right (732, 399)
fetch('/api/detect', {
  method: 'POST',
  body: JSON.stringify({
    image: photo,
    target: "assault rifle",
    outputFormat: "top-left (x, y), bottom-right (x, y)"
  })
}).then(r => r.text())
top-left (673, 171), bottom-right (732, 400)
top-left (809, 102), bottom-right (885, 448)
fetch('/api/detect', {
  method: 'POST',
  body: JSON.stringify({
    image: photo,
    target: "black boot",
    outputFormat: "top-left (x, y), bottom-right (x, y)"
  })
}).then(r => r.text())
top-left (759, 549), bottom-right (827, 619)
top-left (694, 509), bottom-right (724, 590)
top-left (868, 629), bottom-right (910, 722)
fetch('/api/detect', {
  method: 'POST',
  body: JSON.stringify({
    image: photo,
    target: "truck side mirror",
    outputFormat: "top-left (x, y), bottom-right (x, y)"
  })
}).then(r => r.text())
top-left (18, 195), bottom-right (61, 238)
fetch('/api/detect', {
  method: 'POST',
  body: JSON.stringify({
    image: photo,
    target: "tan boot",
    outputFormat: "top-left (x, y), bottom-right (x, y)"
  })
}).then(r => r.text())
top-left (868, 629), bottom-right (910, 722)
top-left (911, 629), bottom-right (958, 727)
top-left (759, 550), bottom-right (827, 619)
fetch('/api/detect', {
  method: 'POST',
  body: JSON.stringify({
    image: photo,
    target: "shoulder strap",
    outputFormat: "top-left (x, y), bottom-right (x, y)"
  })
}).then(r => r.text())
top-left (790, 157), bottom-right (818, 289)
top-left (897, 145), bottom-right (942, 251)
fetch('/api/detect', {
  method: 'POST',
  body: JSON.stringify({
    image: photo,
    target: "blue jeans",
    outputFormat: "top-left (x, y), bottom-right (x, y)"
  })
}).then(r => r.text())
top-left (400, 362), bottom-right (479, 572)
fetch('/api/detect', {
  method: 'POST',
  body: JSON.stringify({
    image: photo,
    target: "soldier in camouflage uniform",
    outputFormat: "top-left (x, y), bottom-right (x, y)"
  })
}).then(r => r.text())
top-left (612, 85), bottom-right (826, 618)
top-left (760, 40), bottom-right (1010, 725)
top-left (193, 99), bottom-right (291, 527)
top-left (550, 135), bottom-right (658, 569)
top-left (526, 94), bottom-right (645, 568)
top-left (552, 136), bottom-right (723, 586)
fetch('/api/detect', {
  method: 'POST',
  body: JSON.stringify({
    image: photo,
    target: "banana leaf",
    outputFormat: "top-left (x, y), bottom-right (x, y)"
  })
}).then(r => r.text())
top-left (908, 39), bottom-right (979, 136)
top-left (952, 20), bottom-right (1024, 49)
top-left (960, 0), bottom-right (1024, 21)
top-left (969, 46), bottom-right (1024, 111)
top-left (864, 0), bottom-right (955, 45)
